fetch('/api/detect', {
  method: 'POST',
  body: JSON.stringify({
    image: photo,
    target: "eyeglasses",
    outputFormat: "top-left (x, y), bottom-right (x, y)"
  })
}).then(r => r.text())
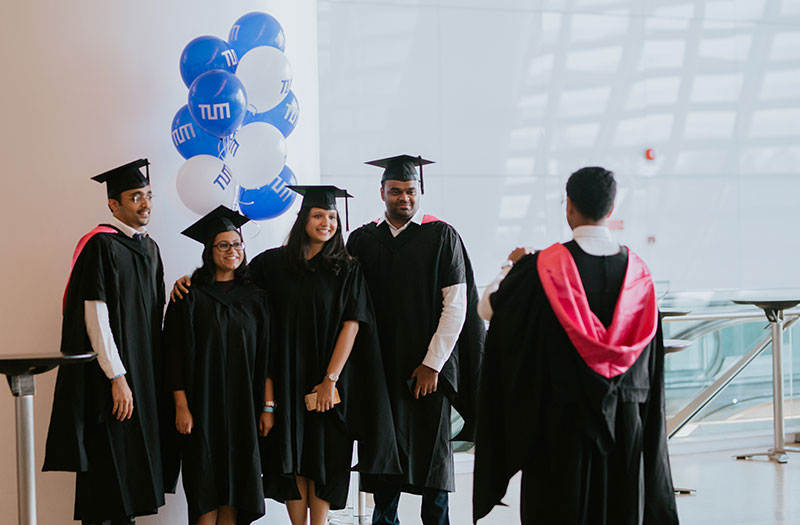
top-left (127, 193), bottom-right (155, 204)
top-left (213, 241), bottom-right (245, 252)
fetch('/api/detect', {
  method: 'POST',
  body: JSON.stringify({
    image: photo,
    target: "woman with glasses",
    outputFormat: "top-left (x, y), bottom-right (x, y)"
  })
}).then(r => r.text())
top-left (162, 205), bottom-right (273, 525)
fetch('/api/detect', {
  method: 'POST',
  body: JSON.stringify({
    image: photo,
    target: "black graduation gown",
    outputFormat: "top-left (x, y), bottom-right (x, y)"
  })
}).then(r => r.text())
top-left (162, 281), bottom-right (270, 524)
top-left (249, 247), bottom-right (400, 510)
top-left (346, 218), bottom-right (485, 494)
top-left (472, 247), bottom-right (679, 525)
top-left (43, 227), bottom-right (167, 522)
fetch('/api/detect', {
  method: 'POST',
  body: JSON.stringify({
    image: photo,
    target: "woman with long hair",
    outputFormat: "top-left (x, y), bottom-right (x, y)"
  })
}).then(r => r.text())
top-left (250, 186), bottom-right (400, 525)
top-left (163, 206), bottom-right (273, 525)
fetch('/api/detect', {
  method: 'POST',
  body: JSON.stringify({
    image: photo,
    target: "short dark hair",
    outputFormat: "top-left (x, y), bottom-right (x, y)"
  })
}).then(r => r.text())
top-left (566, 167), bottom-right (616, 221)
top-left (285, 206), bottom-right (351, 275)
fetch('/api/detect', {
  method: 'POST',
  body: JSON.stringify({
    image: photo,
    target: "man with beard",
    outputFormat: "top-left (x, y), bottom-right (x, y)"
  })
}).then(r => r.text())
top-left (44, 159), bottom-right (167, 525)
top-left (346, 155), bottom-right (485, 525)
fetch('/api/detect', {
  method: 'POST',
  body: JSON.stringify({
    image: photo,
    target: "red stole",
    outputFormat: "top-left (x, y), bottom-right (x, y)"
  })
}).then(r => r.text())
top-left (62, 226), bottom-right (118, 312)
top-left (537, 243), bottom-right (658, 378)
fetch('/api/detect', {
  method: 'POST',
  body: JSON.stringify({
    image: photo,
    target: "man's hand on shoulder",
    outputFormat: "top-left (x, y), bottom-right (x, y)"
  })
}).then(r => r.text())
top-left (507, 246), bottom-right (533, 265)
top-left (411, 364), bottom-right (439, 399)
top-left (111, 375), bottom-right (133, 421)
top-left (170, 275), bottom-right (192, 302)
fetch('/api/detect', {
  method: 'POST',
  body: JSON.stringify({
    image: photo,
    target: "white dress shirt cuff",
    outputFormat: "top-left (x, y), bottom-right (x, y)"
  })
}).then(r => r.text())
top-left (423, 283), bottom-right (468, 372)
top-left (477, 264), bottom-right (513, 322)
top-left (84, 300), bottom-right (126, 379)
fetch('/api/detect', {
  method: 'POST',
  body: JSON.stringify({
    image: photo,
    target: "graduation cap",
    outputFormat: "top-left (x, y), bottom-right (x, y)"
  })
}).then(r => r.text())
top-left (91, 158), bottom-right (151, 198)
top-left (181, 205), bottom-right (250, 245)
top-left (365, 154), bottom-right (434, 194)
top-left (288, 185), bottom-right (354, 230)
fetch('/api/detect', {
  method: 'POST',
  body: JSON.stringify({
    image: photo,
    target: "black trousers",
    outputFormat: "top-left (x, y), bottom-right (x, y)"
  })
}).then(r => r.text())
top-left (372, 484), bottom-right (449, 525)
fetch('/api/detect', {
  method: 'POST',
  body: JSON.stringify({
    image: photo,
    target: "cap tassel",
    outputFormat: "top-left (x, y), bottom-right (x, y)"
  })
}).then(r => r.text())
top-left (145, 162), bottom-right (150, 183)
top-left (418, 155), bottom-right (425, 194)
top-left (345, 195), bottom-right (350, 231)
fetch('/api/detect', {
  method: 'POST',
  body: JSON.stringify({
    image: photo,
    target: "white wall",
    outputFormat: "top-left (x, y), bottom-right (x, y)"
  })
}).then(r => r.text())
top-left (0, 1), bottom-right (317, 523)
top-left (318, 0), bottom-right (800, 293)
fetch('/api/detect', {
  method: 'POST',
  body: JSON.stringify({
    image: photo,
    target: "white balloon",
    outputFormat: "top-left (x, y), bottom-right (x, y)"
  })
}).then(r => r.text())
top-left (224, 122), bottom-right (287, 188)
top-left (176, 155), bottom-right (238, 215)
top-left (235, 46), bottom-right (293, 112)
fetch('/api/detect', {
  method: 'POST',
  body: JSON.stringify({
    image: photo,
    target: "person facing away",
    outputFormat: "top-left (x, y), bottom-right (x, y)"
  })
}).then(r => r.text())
top-left (346, 155), bottom-right (485, 525)
top-left (161, 206), bottom-right (273, 525)
top-left (473, 167), bottom-right (679, 525)
top-left (43, 159), bottom-right (168, 525)
top-left (171, 186), bottom-right (400, 525)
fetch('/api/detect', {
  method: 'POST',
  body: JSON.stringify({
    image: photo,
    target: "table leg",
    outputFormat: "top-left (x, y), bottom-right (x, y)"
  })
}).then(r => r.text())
top-left (771, 316), bottom-right (787, 462)
top-left (10, 373), bottom-right (37, 525)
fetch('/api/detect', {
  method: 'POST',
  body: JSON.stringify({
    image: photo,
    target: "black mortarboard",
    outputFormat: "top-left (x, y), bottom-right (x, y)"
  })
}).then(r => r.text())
top-left (91, 158), bottom-right (151, 198)
top-left (287, 185), bottom-right (354, 230)
top-left (180, 205), bottom-right (250, 245)
top-left (365, 154), bottom-right (434, 194)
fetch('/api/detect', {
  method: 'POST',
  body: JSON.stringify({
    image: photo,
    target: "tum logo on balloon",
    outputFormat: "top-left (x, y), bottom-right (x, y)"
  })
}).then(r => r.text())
top-left (230, 25), bottom-right (240, 40)
top-left (270, 176), bottom-right (292, 202)
top-left (221, 49), bottom-right (238, 67)
top-left (198, 103), bottom-right (231, 120)
top-left (214, 165), bottom-right (234, 191)
top-left (171, 123), bottom-right (196, 146)
top-left (284, 99), bottom-right (299, 125)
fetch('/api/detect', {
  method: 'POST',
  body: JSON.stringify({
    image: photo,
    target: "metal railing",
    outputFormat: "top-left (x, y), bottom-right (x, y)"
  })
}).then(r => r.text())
top-left (663, 309), bottom-right (800, 441)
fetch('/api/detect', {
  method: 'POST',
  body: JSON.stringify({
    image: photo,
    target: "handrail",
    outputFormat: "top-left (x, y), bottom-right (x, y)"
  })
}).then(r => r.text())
top-left (663, 309), bottom-right (800, 323)
top-left (671, 319), bottom-right (752, 349)
top-left (666, 315), bottom-right (800, 440)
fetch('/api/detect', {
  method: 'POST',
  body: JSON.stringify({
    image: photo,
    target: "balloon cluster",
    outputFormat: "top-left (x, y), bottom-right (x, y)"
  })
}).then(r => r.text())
top-left (170, 12), bottom-right (299, 220)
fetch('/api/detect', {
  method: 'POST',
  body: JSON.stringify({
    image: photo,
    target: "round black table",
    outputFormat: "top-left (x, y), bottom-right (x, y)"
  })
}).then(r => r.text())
top-left (0, 353), bottom-right (96, 525)
top-left (732, 299), bottom-right (800, 463)
top-left (660, 308), bottom-right (691, 319)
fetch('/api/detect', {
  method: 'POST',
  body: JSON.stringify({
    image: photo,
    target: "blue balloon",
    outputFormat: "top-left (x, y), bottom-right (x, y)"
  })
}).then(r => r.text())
top-left (170, 105), bottom-right (223, 160)
top-left (228, 12), bottom-right (285, 59)
top-left (188, 70), bottom-right (248, 138)
top-left (238, 165), bottom-right (297, 220)
top-left (180, 36), bottom-right (239, 88)
top-left (243, 90), bottom-right (300, 138)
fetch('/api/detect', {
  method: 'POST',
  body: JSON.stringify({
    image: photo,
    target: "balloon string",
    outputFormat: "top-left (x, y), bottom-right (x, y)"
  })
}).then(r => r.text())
top-left (250, 221), bottom-right (261, 238)
top-left (218, 137), bottom-right (226, 160)
top-left (232, 183), bottom-right (242, 212)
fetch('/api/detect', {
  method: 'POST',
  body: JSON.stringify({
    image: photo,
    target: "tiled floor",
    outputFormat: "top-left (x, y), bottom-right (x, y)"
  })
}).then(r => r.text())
top-left (669, 446), bottom-right (800, 525)
top-left (423, 445), bottom-right (800, 524)
top-left (159, 441), bottom-right (800, 524)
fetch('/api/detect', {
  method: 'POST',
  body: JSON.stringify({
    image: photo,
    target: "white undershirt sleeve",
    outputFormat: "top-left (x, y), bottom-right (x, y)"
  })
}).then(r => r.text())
top-left (477, 264), bottom-right (513, 322)
top-left (422, 283), bottom-right (468, 372)
top-left (84, 300), bottom-right (126, 379)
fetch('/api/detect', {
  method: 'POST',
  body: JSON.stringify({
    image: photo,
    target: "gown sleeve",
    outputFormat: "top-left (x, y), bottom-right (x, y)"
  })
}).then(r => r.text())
top-left (254, 291), bottom-right (271, 415)
top-left (43, 235), bottom-right (117, 473)
top-left (473, 254), bottom-right (542, 521)
top-left (438, 226), bottom-right (467, 288)
top-left (642, 321), bottom-right (679, 523)
top-left (338, 262), bottom-right (402, 476)
top-left (73, 235), bottom-right (115, 303)
top-left (341, 261), bottom-right (372, 324)
top-left (160, 295), bottom-right (193, 491)
top-left (163, 296), bottom-right (196, 392)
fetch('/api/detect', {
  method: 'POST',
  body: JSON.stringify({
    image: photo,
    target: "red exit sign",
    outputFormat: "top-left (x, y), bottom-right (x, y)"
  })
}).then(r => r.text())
top-left (607, 219), bottom-right (624, 231)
